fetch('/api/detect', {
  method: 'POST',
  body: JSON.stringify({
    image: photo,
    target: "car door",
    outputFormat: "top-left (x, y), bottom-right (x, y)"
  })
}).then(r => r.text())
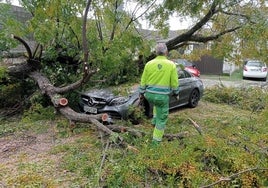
top-left (169, 70), bottom-right (194, 108)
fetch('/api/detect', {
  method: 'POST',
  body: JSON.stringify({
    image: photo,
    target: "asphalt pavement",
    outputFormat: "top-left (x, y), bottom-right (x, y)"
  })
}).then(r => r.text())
top-left (200, 77), bottom-right (268, 89)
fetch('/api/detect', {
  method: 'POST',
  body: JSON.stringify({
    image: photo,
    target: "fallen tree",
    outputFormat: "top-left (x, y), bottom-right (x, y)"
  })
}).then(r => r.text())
top-left (4, 0), bottom-right (267, 145)
top-left (6, 0), bottom-right (132, 146)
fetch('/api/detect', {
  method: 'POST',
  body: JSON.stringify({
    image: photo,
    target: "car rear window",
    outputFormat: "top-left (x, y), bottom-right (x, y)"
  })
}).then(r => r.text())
top-left (246, 61), bottom-right (265, 67)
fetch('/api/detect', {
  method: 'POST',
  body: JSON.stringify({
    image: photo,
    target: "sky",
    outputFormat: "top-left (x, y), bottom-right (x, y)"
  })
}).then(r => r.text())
top-left (5, 0), bottom-right (191, 30)
top-left (144, 16), bottom-right (191, 30)
top-left (124, 1), bottom-right (191, 30)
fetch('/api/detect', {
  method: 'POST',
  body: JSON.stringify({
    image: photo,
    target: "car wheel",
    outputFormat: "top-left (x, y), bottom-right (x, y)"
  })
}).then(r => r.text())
top-left (188, 89), bottom-right (200, 108)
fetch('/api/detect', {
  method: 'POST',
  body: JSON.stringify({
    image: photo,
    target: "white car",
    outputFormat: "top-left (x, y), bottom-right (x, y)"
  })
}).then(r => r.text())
top-left (243, 60), bottom-right (267, 81)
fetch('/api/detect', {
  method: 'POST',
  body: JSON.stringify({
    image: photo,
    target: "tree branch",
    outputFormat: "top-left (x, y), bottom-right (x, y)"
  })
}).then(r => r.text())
top-left (166, 0), bottom-right (219, 50)
top-left (124, 0), bottom-right (157, 32)
top-left (98, 140), bottom-right (110, 184)
top-left (220, 10), bottom-right (256, 24)
top-left (188, 118), bottom-right (202, 135)
top-left (169, 25), bottom-right (242, 50)
top-left (106, 125), bottom-right (145, 138)
top-left (12, 35), bottom-right (32, 59)
top-left (190, 26), bottom-right (242, 42)
top-left (200, 167), bottom-right (268, 188)
top-left (109, 0), bottom-right (120, 41)
top-left (82, 0), bottom-right (92, 63)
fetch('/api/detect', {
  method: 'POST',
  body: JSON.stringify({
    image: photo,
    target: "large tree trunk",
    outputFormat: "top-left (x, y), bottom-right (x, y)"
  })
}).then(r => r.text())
top-left (8, 64), bottom-right (116, 133)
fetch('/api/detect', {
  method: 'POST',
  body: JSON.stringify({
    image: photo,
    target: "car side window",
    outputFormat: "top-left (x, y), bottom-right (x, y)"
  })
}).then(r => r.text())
top-left (178, 70), bottom-right (185, 79)
top-left (184, 71), bottom-right (191, 78)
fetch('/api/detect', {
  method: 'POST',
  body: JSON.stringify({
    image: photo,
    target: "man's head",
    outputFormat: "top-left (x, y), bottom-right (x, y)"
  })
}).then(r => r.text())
top-left (155, 43), bottom-right (168, 56)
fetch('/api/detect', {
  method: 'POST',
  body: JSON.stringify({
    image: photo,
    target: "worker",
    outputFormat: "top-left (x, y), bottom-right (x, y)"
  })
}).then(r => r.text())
top-left (139, 43), bottom-right (179, 146)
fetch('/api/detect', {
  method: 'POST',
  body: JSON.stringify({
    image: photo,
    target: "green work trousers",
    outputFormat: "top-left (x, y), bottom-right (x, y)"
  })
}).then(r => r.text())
top-left (144, 92), bottom-right (169, 142)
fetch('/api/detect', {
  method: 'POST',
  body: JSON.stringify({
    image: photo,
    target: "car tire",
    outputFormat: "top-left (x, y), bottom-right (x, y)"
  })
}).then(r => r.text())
top-left (188, 89), bottom-right (200, 108)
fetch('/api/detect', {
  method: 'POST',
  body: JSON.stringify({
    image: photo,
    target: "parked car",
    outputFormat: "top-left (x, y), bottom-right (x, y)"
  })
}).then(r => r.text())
top-left (78, 69), bottom-right (204, 123)
top-left (172, 59), bottom-right (201, 77)
top-left (243, 60), bottom-right (267, 81)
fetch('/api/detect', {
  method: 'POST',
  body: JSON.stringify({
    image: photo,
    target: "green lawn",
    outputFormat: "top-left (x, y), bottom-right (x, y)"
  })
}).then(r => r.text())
top-left (0, 86), bottom-right (268, 187)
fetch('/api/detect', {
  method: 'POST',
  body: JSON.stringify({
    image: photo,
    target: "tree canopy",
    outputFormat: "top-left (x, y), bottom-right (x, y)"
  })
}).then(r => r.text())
top-left (1, 0), bottom-right (268, 65)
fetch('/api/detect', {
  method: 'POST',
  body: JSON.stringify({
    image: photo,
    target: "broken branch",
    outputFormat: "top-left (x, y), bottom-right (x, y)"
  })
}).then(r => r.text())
top-left (188, 117), bottom-right (202, 135)
top-left (200, 167), bottom-right (268, 188)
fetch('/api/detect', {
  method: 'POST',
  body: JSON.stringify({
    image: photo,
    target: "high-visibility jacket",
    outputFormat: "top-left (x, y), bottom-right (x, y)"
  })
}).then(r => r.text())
top-left (139, 56), bottom-right (179, 95)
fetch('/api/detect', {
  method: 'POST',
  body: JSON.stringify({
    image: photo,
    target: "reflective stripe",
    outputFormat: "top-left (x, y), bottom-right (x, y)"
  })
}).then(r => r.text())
top-left (153, 106), bottom-right (156, 116)
top-left (146, 86), bottom-right (171, 94)
top-left (151, 107), bottom-right (156, 125)
top-left (139, 86), bottom-right (146, 94)
top-left (147, 85), bottom-right (171, 89)
top-left (146, 90), bottom-right (170, 95)
top-left (153, 127), bottom-right (164, 141)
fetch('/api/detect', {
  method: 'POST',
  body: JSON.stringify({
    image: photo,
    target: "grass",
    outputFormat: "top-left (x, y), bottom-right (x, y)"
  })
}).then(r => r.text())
top-left (0, 86), bottom-right (268, 187)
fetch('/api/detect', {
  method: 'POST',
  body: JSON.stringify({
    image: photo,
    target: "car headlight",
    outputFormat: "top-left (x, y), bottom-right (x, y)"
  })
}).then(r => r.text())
top-left (109, 97), bottom-right (128, 105)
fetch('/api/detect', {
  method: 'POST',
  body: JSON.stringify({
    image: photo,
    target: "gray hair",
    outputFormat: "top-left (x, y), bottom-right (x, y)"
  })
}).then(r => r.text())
top-left (155, 43), bottom-right (168, 55)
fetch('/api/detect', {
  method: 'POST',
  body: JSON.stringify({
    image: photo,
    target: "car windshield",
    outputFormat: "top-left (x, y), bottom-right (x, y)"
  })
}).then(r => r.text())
top-left (246, 61), bottom-right (265, 67)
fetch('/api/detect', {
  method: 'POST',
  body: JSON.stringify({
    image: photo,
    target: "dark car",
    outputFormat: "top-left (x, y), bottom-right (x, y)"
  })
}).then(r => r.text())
top-left (78, 69), bottom-right (204, 122)
top-left (172, 59), bottom-right (200, 77)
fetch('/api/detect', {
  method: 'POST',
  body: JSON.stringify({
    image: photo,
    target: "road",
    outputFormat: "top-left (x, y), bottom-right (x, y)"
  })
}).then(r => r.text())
top-left (201, 77), bottom-right (268, 89)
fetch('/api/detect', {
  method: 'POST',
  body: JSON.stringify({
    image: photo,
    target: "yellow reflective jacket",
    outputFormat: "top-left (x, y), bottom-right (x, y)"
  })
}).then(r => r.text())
top-left (139, 56), bottom-right (179, 95)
